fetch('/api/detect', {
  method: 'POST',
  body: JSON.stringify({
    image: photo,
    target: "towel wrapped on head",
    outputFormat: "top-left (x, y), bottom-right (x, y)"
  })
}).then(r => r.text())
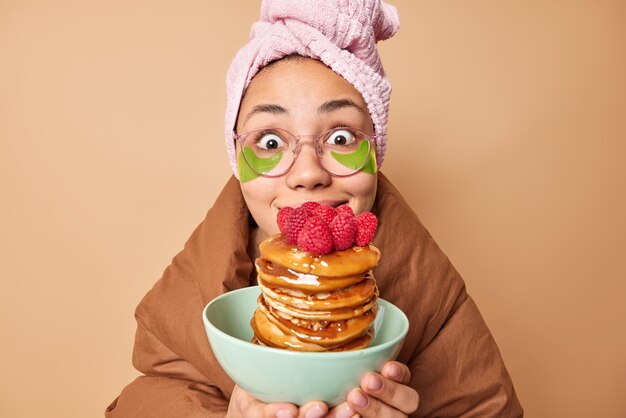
top-left (224, 0), bottom-right (400, 177)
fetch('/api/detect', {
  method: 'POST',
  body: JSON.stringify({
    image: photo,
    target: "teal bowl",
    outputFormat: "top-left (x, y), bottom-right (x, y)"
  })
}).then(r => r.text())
top-left (202, 286), bottom-right (409, 406)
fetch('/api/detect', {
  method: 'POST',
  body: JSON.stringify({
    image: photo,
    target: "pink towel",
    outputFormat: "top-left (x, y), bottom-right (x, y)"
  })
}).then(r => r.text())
top-left (224, 0), bottom-right (400, 177)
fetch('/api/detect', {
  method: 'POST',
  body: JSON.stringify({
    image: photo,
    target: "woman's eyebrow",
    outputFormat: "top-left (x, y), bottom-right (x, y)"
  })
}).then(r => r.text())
top-left (318, 99), bottom-right (365, 114)
top-left (244, 104), bottom-right (288, 124)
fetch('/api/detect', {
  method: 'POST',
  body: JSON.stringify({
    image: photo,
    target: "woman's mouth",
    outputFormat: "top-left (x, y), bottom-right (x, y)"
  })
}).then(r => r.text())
top-left (277, 200), bottom-right (349, 210)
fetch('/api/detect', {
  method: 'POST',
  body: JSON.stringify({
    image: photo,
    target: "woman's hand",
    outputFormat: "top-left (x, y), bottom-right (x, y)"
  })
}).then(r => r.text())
top-left (227, 361), bottom-right (418, 418)
top-left (327, 361), bottom-right (419, 418)
top-left (227, 385), bottom-right (329, 418)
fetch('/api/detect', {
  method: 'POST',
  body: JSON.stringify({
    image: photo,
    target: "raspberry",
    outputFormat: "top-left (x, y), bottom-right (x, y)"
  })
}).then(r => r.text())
top-left (277, 207), bottom-right (293, 235)
top-left (336, 204), bottom-right (354, 218)
top-left (355, 212), bottom-right (378, 246)
top-left (313, 204), bottom-right (337, 225)
top-left (297, 216), bottom-right (333, 254)
top-left (285, 207), bottom-right (312, 244)
top-left (329, 214), bottom-right (357, 251)
top-left (301, 201), bottom-right (320, 213)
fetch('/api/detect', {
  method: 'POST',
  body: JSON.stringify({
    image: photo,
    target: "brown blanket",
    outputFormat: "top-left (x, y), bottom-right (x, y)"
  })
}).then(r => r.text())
top-left (106, 173), bottom-right (523, 417)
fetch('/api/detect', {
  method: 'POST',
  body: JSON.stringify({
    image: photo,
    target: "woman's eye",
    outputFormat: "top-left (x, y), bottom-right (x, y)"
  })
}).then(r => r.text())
top-left (257, 133), bottom-right (286, 150)
top-left (326, 129), bottom-right (355, 146)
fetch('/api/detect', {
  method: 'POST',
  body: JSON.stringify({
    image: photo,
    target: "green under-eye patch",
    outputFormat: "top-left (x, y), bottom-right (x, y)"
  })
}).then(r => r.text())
top-left (238, 147), bottom-right (284, 182)
top-left (330, 140), bottom-right (377, 174)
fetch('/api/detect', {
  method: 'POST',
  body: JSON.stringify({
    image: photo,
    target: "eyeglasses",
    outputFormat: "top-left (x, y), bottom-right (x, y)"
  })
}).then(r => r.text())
top-left (233, 127), bottom-right (377, 178)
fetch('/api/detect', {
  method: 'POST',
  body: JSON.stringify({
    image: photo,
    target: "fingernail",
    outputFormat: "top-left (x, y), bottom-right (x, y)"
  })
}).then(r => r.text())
top-left (366, 374), bottom-right (383, 392)
top-left (277, 409), bottom-right (294, 418)
top-left (305, 404), bottom-right (326, 418)
top-left (386, 363), bottom-right (401, 379)
top-left (335, 404), bottom-right (356, 418)
top-left (348, 390), bottom-right (368, 408)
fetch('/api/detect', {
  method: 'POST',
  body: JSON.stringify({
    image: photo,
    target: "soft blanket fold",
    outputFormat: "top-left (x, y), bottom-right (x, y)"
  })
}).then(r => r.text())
top-left (106, 173), bottom-right (523, 417)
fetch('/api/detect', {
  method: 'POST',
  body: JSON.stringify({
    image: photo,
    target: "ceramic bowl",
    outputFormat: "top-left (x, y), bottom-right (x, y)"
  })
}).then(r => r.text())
top-left (202, 286), bottom-right (408, 406)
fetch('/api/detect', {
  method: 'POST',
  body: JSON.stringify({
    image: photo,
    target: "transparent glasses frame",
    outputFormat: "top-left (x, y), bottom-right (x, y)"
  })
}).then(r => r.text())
top-left (233, 127), bottom-right (377, 178)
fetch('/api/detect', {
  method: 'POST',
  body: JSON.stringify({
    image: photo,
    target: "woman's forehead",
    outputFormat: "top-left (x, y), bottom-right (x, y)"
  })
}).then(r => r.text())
top-left (238, 58), bottom-right (371, 130)
top-left (242, 58), bottom-right (367, 108)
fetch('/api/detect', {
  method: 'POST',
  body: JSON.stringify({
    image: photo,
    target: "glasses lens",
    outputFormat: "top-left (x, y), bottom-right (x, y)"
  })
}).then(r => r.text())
top-left (241, 129), bottom-right (294, 176)
top-left (319, 128), bottom-right (374, 176)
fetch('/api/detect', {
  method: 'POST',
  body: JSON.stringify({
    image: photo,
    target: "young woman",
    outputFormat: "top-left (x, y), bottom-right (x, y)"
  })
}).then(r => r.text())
top-left (106, 2), bottom-right (522, 417)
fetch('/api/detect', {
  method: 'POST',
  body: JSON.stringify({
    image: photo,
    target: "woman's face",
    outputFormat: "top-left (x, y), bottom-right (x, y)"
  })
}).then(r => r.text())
top-left (236, 58), bottom-right (378, 236)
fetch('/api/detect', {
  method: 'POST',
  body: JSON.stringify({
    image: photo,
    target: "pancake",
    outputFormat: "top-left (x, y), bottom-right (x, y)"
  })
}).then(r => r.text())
top-left (257, 276), bottom-right (378, 311)
top-left (251, 231), bottom-right (380, 352)
top-left (256, 258), bottom-right (367, 293)
top-left (257, 296), bottom-right (377, 346)
top-left (251, 309), bottom-right (375, 352)
top-left (259, 234), bottom-right (380, 277)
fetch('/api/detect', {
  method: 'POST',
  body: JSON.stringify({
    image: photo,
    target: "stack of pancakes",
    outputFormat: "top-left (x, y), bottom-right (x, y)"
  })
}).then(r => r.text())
top-left (251, 234), bottom-right (380, 352)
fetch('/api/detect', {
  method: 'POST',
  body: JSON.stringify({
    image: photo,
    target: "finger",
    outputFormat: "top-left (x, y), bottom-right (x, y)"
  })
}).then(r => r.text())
top-left (263, 403), bottom-right (299, 418)
top-left (346, 388), bottom-right (406, 418)
top-left (298, 401), bottom-right (328, 418)
top-left (325, 402), bottom-right (357, 418)
top-left (232, 386), bottom-right (299, 418)
top-left (230, 386), bottom-right (263, 418)
top-left (381, 361), bottom-right (411, 385)
top-left (358, 372), bottom-right (419, 415)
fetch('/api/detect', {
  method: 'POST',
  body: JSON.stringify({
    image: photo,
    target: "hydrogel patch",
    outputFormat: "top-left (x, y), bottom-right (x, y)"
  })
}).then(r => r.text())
top-left (330, 140), bottom-right (377, 174)
top-left (238, 147), bottom-right (283, 182)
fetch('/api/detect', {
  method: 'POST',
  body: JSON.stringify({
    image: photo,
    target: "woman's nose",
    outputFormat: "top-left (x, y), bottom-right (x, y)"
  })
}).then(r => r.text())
top-left (285, 142), bottom-right (331, 190)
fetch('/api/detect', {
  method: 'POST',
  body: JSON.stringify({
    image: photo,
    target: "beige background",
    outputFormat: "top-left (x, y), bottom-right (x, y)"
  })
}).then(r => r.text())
top-left (1, 1), bottom-right (625, 417)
